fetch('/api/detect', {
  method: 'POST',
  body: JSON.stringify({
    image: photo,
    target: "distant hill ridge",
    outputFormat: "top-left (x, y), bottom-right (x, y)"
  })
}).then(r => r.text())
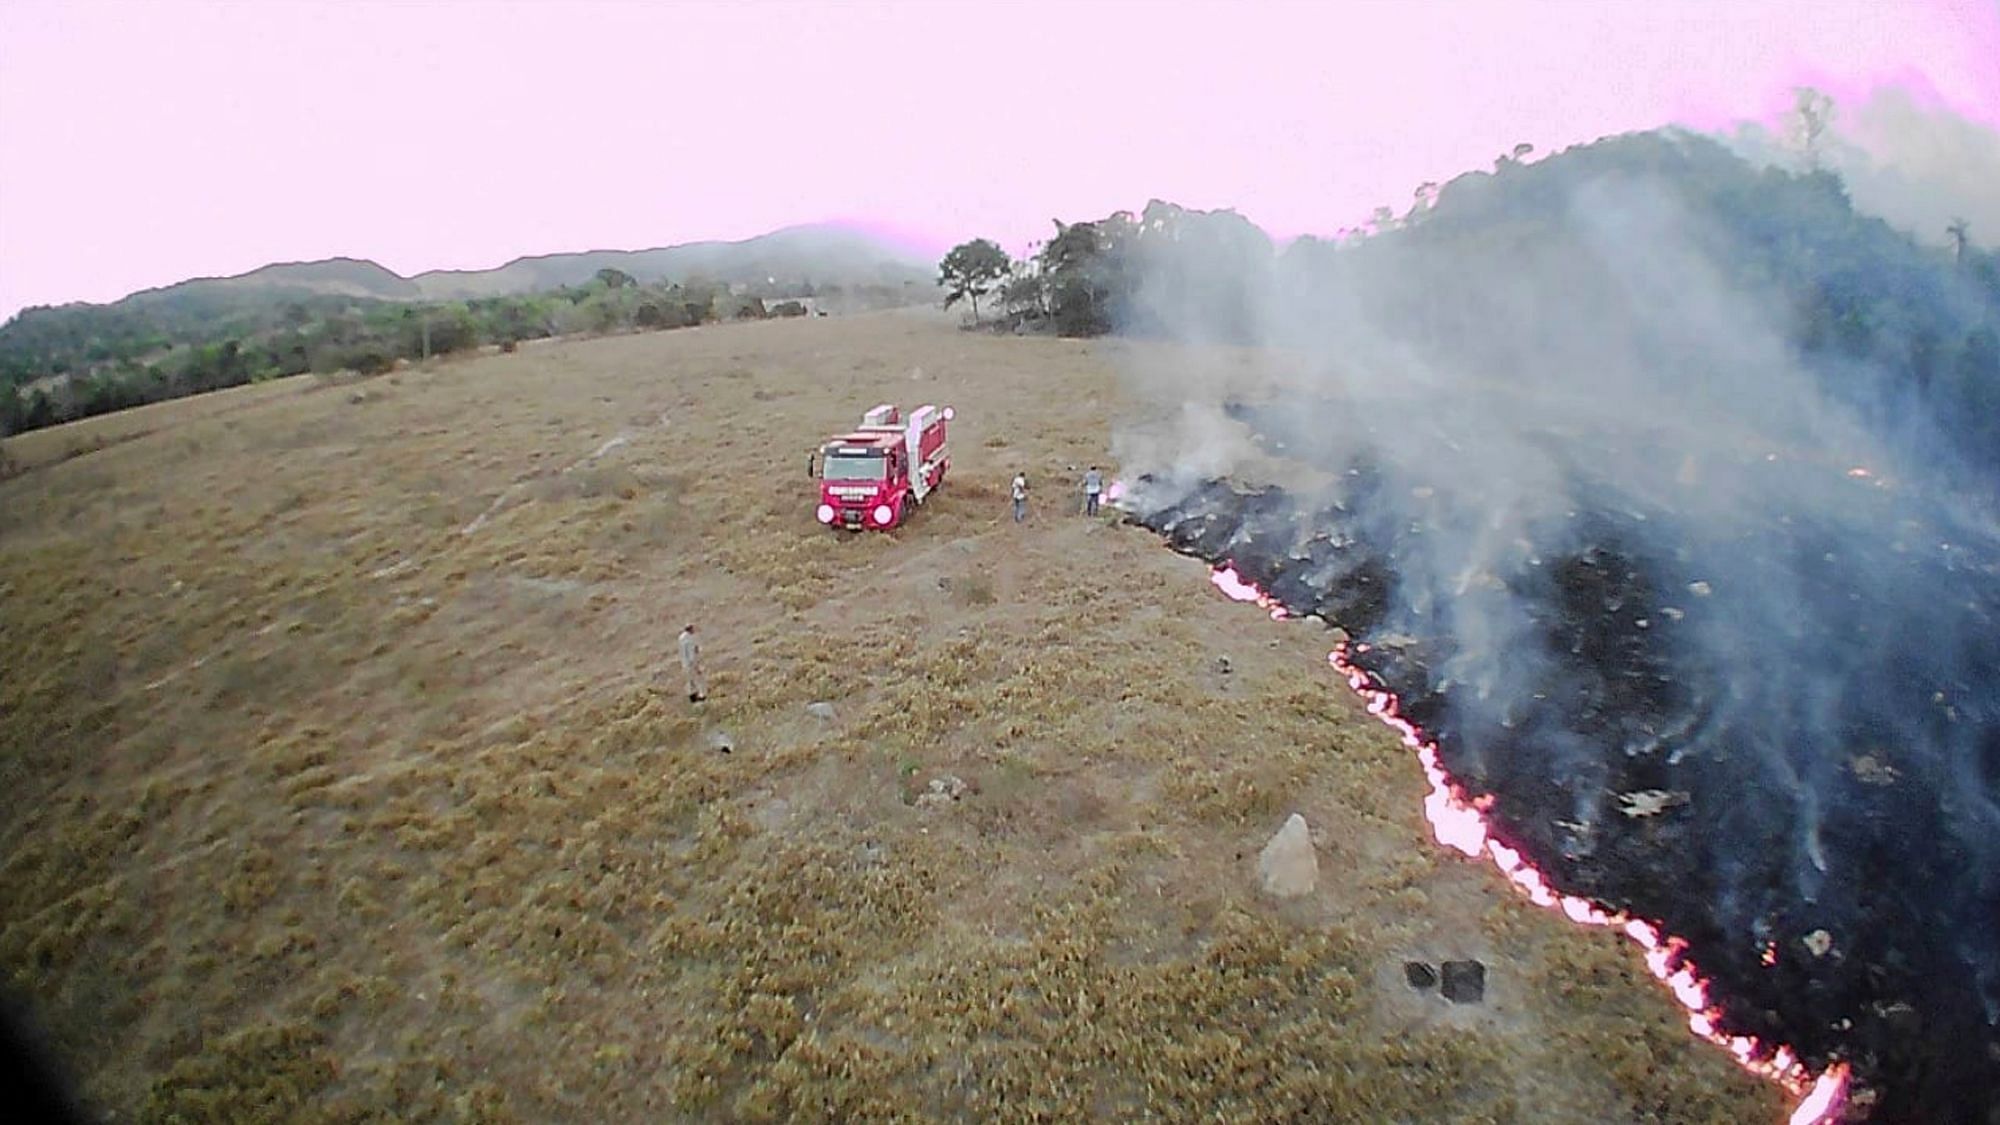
top-left (115, 223), bottom-right (932, 309)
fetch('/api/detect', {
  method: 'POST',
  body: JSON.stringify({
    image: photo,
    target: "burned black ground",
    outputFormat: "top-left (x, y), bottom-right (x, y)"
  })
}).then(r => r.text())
top-left (1125, 455), bottom-right (2000, 1123)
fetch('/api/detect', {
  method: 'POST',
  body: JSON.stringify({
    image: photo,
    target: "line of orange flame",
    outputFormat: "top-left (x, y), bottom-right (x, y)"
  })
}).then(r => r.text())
top-left (1206, 564), bottom-right (1850, 1124)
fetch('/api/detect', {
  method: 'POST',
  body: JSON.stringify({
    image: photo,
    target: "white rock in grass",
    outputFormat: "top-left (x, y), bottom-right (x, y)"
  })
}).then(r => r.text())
top-left (1258, 813), bottom-right (1318, 899)
top-left (914, 774), bottom-right (968, 810)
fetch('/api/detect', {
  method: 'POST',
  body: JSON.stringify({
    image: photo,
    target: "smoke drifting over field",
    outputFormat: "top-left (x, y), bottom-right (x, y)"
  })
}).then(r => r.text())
top-left (1111, 135), bottom-right (2000, 1119)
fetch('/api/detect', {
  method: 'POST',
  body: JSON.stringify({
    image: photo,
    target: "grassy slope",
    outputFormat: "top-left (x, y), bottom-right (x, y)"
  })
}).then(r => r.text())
top-left (0, 311), bottom-right (1778, 1123)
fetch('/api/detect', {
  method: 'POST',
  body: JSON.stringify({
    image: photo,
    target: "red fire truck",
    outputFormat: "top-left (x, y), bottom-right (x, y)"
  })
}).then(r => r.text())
top-left (811, 403), bottom-right (953, 530)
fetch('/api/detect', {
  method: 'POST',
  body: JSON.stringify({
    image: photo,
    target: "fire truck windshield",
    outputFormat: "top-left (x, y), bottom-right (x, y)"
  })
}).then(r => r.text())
top-left (822, 453), bottom-right (886, 481)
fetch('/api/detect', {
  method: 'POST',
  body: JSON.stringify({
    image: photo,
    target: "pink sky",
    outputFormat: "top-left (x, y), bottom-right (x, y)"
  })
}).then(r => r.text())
top-left (2, 0), bottom-right (1996, 320)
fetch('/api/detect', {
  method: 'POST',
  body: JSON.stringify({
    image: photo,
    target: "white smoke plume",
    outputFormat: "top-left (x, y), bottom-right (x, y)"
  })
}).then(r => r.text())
top-left (1725, 86), bottom-right (2000, 250)
top-left (1107, 124), bottom-right (2000, 1114)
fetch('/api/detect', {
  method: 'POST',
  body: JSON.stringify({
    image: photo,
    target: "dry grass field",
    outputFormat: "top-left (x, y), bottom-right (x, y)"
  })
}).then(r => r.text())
top-left (0, 309), bottom-right (1780, 1123)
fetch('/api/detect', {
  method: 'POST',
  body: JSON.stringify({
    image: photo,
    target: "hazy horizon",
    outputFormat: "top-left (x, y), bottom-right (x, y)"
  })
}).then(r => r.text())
top-left (3, 0), bottom-right (1997, 321)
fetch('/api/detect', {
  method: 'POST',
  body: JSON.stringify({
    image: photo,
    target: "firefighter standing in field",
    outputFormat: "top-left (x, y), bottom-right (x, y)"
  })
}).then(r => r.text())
top-left (678, 623), bottom-right (707, 703)
top-left (1081, 466), bottom-right (1104, 516)
top-left (1011, 472), bottom-right (1029, 523)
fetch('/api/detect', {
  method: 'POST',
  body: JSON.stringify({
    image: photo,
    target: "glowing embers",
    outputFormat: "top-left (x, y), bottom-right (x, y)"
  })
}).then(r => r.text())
top-left (1202, 563), bottom-right (1851, 1124)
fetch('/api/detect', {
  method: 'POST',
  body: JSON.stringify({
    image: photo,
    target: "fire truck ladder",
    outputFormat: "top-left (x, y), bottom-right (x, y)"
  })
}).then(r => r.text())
top-left (905, 405), bottom-right (944, 504)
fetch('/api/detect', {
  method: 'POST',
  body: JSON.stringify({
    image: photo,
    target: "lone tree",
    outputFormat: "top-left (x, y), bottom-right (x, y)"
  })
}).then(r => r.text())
top-left (1948, 218), bottom-right (1971, 269)
top-left (1790, 86), bottom-right (1835, 172)
top-left (937, 239), bottom-right (1011, 323)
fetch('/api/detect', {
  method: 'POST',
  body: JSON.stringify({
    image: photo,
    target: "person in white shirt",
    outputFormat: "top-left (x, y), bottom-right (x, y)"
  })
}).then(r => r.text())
top-left (678, 624), bottom-right (706, 703)
top-left (1011, 473), bottom-right (1029, 523)
top-left (1082, 466), bottom-right (1103, 516)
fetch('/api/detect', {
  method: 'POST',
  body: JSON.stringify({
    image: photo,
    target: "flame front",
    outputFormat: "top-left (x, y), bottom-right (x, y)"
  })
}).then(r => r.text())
top-left (1209, 565), bottom-right (1289, 620)
top-left (1206, 562), bottom-right (1850, 1123)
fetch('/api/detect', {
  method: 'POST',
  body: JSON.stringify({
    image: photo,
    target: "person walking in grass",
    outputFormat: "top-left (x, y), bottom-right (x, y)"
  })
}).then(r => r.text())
top-left (1082, 465), bottom-right (1104, 516)
top-left (678, 623), bottom-right (706, 703)
top-left (1011, 472), bottom-right (1029, 523)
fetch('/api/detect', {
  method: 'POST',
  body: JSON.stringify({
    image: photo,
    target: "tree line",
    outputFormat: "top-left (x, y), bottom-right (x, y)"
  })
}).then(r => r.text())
top-left (0, 269), bottom-right (856, 437)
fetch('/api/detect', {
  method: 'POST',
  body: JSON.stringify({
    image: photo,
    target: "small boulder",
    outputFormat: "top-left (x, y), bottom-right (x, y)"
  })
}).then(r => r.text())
top-left (707, 730), bottom-right (735, 754)
top-left (1257, 813), bottom-right (1318, 898)
top-left (1440, 960), bottom-right (1486, 1004)
top-left (806, 701), bottom-right (838, 721)
top-left (914, 774), bottom-right (968, 810)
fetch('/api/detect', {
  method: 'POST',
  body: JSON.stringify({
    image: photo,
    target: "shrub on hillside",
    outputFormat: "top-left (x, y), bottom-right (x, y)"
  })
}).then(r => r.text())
top-left (344, 347), bottom-right (394, 377)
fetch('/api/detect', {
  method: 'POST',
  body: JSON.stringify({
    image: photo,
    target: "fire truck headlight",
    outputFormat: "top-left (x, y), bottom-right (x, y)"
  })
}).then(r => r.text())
top-left (816, 504), bottom-right (835, 524)
top-left (872, 504), bottom-right (893, 526)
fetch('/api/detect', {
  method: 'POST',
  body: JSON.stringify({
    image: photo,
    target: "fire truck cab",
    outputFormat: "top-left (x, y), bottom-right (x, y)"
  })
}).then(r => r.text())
top-left (811, 403), bottom-right (953, 531)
